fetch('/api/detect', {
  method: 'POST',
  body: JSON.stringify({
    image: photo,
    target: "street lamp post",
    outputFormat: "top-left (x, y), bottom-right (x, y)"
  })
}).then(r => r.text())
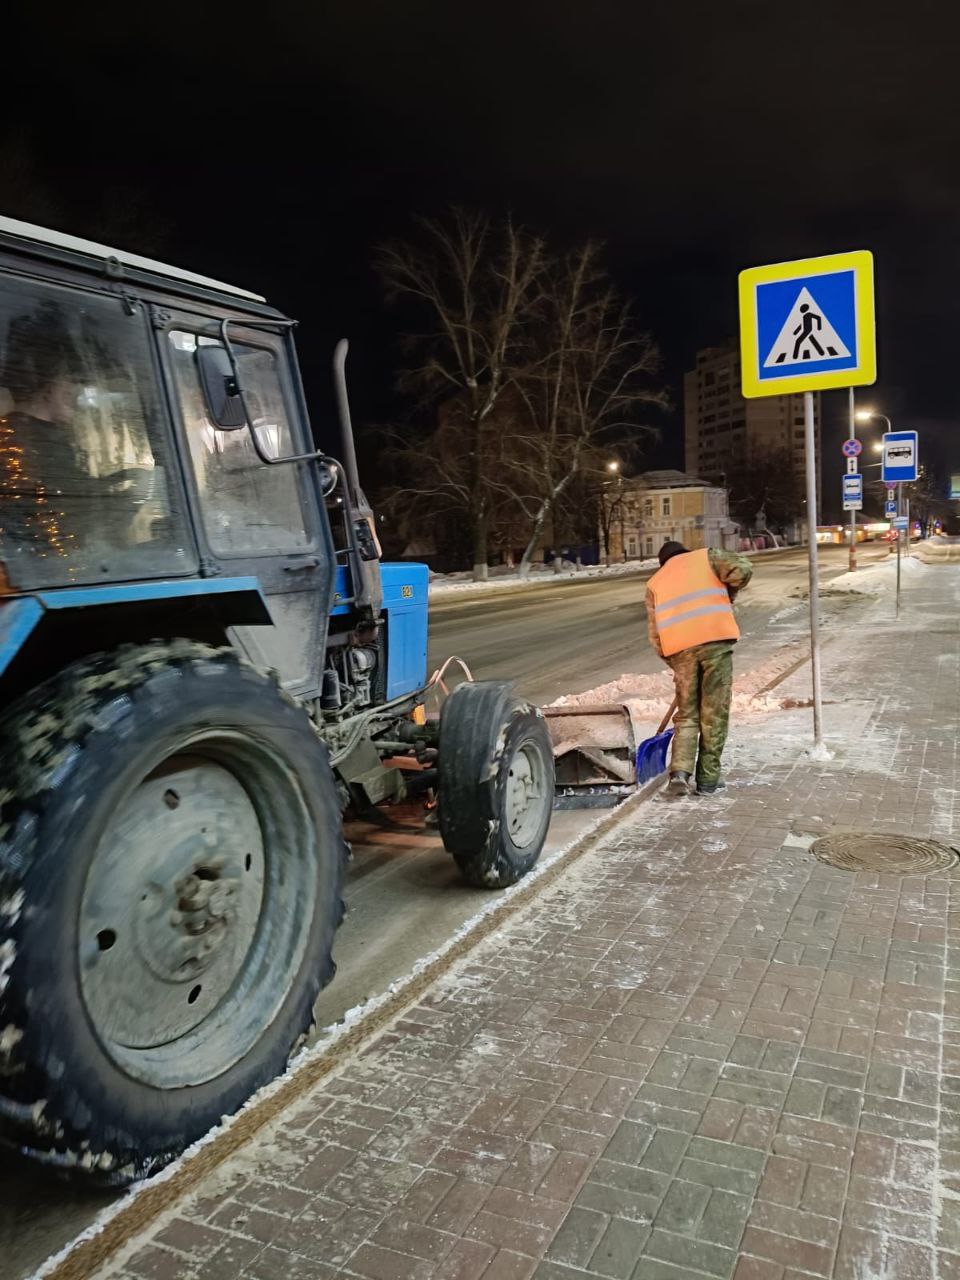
top-left (603, 460), bottom-right (620, 565)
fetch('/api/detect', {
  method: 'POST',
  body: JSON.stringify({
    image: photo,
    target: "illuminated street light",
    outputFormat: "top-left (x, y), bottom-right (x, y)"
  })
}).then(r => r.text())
top-left (606, 460), bottom-right (620, 472)
top-left (856, 409), bottom-right (892, 431)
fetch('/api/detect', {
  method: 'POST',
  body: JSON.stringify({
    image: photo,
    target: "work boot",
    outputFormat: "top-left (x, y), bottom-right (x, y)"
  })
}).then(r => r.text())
top-left (666, 771), bottom-right (691, 796)
top-left (697, 779), bottom-right (726, 796)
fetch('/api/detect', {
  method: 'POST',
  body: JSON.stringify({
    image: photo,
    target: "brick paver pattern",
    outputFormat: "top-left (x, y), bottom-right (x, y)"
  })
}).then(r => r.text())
top-left (105, 569), bottom-right (960, 1280)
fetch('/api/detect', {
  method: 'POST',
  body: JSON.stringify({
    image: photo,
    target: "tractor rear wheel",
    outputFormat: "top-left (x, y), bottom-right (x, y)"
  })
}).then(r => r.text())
top-left (438, 681), bottom-right (554, 888)
top-left (0, 641), bottom-right (344, 1183)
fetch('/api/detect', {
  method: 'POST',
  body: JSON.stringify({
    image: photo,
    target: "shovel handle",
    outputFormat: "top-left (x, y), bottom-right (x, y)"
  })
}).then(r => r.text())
top-left (657, 697), bottom-right (678, 735)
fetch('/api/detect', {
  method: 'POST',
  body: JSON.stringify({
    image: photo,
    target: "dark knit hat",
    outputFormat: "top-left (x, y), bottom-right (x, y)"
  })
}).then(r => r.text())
top-left (658, 541), bottom-right (689, 566)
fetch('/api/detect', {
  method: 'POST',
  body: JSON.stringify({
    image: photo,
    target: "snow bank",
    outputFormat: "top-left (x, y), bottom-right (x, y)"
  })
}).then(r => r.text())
top-left (549, 642), bottom-right (808, 720)
top-left (430, 559), bottom-right (657, 600)
top-left (429, 543), bottom-right (802, 601)
top-left (913, 537), bottom-right (960, 564)
top-left (789, 554), bottom-right (933, 598)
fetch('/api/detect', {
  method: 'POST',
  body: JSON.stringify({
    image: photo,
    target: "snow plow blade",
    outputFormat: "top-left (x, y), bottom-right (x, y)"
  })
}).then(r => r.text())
top-left (545, 703), bottom-right (652, 809)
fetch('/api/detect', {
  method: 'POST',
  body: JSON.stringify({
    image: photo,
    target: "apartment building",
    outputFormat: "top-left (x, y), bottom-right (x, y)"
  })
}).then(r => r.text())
top-left (684, 339), bottom-right (821, 507)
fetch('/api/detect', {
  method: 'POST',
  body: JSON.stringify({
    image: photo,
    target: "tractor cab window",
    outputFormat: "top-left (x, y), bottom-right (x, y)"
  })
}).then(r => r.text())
top-left (0, 279), bottom-right (192, 590)
top-left (169, 331), bottom-right (313, 557)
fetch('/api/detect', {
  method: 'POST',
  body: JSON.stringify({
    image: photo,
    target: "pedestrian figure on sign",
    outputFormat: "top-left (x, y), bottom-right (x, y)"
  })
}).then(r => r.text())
top-left (792, 303), bottom-right (824, 360)
top-left (645, 541), bottom-right (753, 796)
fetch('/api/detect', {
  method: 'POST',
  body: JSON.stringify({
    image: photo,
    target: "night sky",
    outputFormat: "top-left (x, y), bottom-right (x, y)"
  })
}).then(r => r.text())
top-left (5, 2), bottom-right (958, 517)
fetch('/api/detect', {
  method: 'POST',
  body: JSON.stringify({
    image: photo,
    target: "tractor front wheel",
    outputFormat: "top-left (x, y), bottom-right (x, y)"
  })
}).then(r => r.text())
top-left (438, 681), bottom-right (554, 888)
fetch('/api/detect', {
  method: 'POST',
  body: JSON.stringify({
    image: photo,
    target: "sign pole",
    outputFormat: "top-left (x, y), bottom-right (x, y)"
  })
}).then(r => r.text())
top-left (848, 387), bottom-right (857, 571)
top-left (896, 482), bottom-right (902, 620)
top-left (739, 249), bottom-right (875, 755)
top-left (803, 390), bottom-right (824, 748)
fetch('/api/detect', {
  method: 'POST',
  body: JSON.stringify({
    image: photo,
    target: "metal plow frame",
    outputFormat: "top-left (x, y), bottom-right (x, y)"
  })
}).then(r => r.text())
top-left (544, 703), bottom-right (659, 809)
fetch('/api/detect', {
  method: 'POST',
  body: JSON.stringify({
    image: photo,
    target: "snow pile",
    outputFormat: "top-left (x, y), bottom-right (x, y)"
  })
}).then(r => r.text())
top-left (914, 538), bottom-right (960, 564)
top-left (812, 555), bottom-right (932, 597)
top-left (549, 669), bottom-right (673, 710)
top-left (549, 643), bottom-right (808, 720)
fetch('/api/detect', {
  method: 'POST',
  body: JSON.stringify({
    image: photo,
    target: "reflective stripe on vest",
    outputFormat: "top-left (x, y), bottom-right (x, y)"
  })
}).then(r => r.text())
top-left (648, 548), bottom-right (739, 657)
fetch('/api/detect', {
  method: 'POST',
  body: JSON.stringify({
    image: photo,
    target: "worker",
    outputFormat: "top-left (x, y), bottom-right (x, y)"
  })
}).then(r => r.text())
top-left (646, 540), bottom-right (753, 795)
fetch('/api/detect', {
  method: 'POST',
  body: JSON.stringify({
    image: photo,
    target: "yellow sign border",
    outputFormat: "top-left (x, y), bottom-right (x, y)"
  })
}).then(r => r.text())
top-left (738, 250), bottom-right (876, 398)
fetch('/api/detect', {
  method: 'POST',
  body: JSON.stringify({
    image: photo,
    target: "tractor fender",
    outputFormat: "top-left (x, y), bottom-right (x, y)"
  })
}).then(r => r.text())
top-left (0, 577), bottom-right (271, 686)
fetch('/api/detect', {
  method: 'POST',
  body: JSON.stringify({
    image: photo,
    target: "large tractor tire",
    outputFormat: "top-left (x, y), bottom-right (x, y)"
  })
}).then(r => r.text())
top-left (438, 681), bottom-right (554, 888)
top-left (0, 641), bottom-right (345, 1183)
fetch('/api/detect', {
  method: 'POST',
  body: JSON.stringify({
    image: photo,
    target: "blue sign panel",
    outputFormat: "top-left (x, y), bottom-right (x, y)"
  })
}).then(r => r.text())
top-left (892, 516), bottom-right (909, 531)
top-left (842, 474), bottom-right (863, 511)
top-left (882, 431), bottom-right (918, 484)
top-left (756, 271), bottom-right (859, 386)
top-left (885, 499), bottom-right (897, 517)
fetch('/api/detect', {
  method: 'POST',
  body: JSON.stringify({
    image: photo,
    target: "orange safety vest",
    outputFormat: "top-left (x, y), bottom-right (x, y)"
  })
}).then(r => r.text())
top-left (648, 548), bottom-right (740, 657)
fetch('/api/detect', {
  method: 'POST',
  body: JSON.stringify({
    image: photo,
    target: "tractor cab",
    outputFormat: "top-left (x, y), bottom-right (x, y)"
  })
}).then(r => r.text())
top-left (0, 216), bottom-right (554, 1184)
top-left (0, 216), bottom-right (349, 699)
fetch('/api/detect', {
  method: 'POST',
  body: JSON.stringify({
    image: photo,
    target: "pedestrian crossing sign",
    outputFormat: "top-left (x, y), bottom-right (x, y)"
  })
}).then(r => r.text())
top-left (738, 251), bottom-right (876, 398)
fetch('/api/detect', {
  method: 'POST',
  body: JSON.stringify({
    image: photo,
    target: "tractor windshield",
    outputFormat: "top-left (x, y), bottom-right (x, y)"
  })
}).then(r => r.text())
top-left (0, 277), bottom-right (193, 591)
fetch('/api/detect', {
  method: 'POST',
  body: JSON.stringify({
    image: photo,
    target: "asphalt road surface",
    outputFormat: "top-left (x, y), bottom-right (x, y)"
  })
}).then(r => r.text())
top-left (428, 544), bottom-right (891, 705)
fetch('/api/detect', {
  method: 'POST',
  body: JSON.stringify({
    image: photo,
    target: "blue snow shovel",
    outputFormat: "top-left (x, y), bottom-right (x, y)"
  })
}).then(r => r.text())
top-left (635, 697), bottom-right (678, 784)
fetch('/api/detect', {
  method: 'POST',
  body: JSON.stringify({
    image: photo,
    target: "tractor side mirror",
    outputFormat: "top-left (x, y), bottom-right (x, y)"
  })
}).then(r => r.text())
top-left (355, 517), bottom-right (381, 562)
top-left (197, 344), bottom-right (247, 430)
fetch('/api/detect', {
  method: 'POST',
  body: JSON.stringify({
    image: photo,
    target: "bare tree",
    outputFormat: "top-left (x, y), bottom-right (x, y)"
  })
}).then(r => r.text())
top-left (725, 446), bottom-right (803, 537)
top-left (903, 464), bottom-right (956, 537)
top-left (377, 210), bottom-right (548, 579)
top-left (372, 410), bottom-right (524, 567)
top-left (508, 245), bottom-right (665, 574)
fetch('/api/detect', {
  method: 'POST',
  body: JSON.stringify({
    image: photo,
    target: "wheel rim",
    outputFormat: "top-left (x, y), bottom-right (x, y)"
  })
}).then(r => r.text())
top-left (78, 732), bottom-right (318, 1089)
top-left (504, 740), bottom-right (549, 849)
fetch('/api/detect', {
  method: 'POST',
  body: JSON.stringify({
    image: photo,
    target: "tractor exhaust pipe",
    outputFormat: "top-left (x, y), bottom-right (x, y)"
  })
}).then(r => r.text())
top-left (333, 339), bottom-right (362, 508)
top-left (332, 339), bottom-right (383, 621)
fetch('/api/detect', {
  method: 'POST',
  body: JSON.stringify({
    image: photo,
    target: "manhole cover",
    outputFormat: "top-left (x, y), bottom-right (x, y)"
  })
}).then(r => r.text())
top-left (811, 834), bottom-right (959, 875)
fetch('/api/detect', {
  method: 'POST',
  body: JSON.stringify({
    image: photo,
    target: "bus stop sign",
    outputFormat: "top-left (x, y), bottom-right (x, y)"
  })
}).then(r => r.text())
top-left (882, 431), bottom-right (919, 484)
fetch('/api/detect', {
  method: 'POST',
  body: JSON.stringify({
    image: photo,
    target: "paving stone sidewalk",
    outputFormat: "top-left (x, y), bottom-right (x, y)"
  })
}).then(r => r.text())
top-left (103, 565), bottom-right (960, 1280)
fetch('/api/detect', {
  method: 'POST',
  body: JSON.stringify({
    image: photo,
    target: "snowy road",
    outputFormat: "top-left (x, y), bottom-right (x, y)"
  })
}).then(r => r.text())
top-left (428, 543), bottom-right (891, 704)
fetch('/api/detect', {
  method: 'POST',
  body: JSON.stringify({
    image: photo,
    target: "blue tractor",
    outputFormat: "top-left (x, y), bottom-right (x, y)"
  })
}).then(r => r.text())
top-left (0, 216), bottom-right (555, 1182)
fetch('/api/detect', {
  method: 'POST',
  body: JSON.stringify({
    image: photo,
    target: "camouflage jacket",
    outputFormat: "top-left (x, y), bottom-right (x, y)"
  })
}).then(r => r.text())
top-left (645, 548), bottom-right (754, 659)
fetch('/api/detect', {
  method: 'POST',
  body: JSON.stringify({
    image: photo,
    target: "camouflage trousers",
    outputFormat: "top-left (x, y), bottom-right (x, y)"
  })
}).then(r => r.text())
top-left (666, 640), bottom-right (734, 788)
